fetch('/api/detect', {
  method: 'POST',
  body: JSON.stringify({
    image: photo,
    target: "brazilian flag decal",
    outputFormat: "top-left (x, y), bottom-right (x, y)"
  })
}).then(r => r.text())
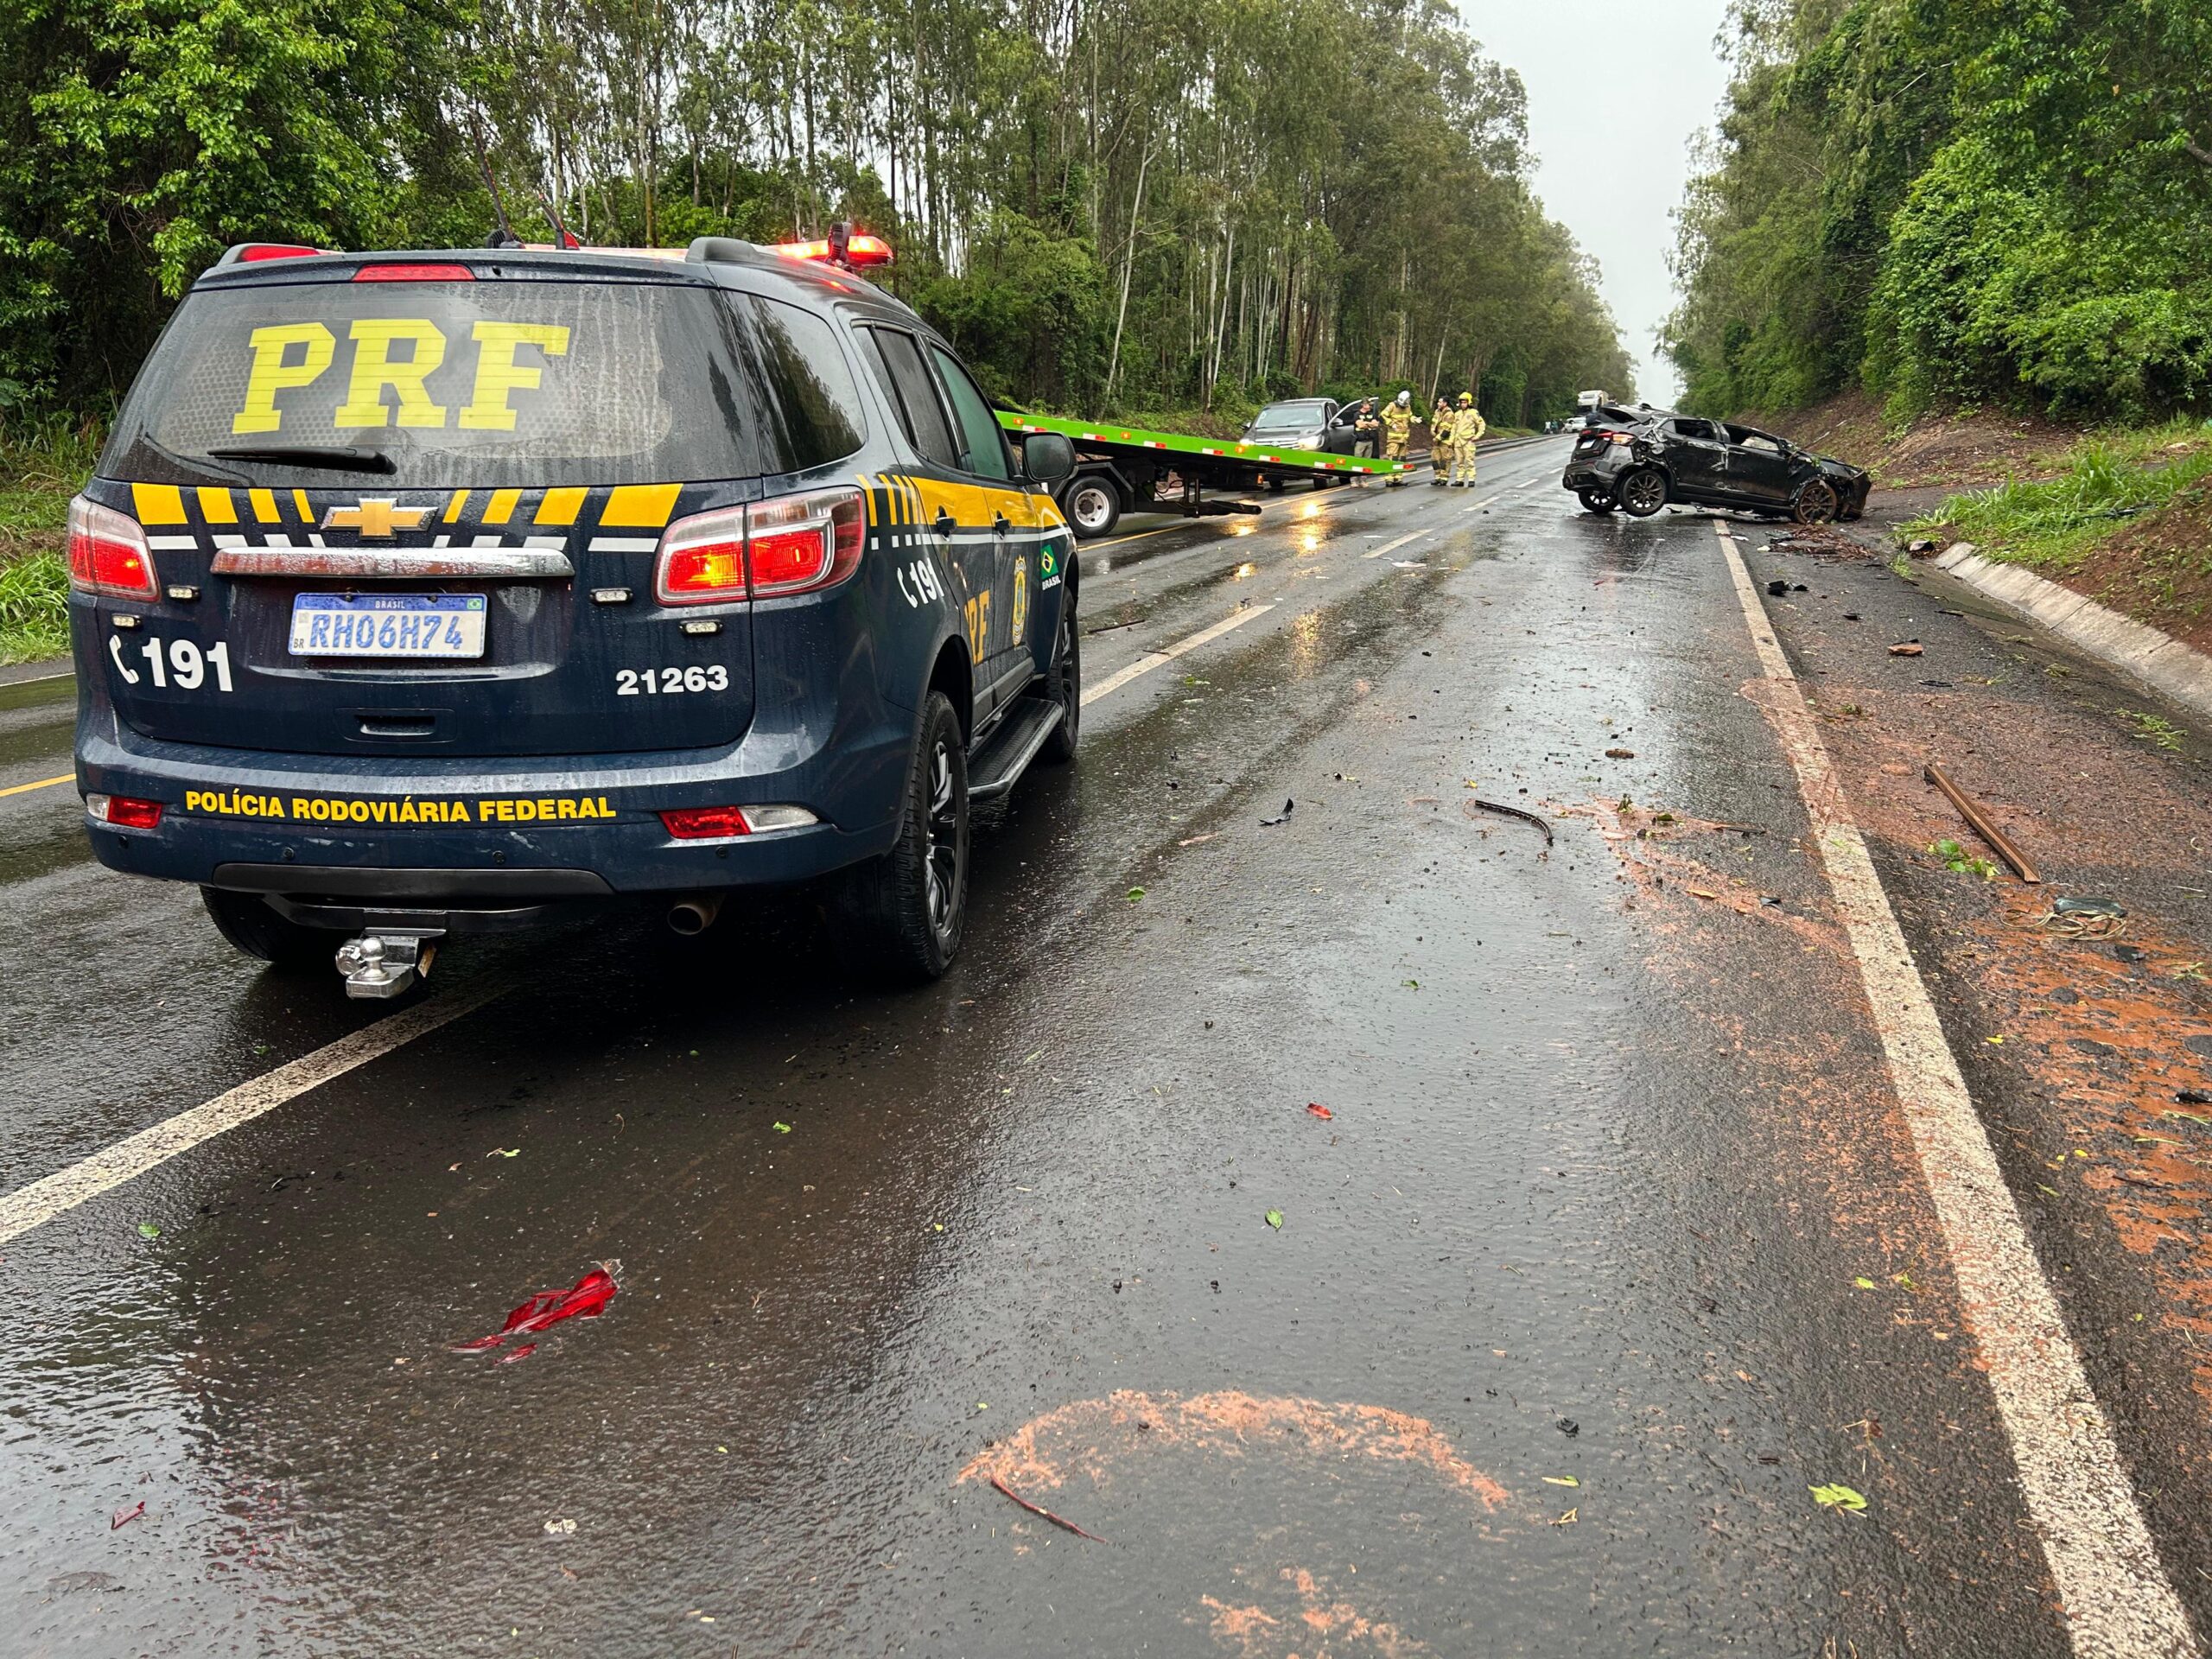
top-left (1040, 546), bottom-right (1059, 580)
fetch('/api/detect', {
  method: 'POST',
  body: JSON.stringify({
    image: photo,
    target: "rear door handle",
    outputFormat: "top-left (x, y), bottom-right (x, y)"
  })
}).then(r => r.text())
top-left (992, 512), bottom-right (1012, 534)
top-left (933, 509), bottom-right (956, 537)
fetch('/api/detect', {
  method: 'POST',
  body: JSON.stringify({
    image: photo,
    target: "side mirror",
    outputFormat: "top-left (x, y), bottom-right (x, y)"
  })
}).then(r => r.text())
top-left (1021, 431), bottom-right (1076, 486)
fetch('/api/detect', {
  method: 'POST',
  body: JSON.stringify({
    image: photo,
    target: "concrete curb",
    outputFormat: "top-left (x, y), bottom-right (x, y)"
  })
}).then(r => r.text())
top-left (1934, 542), bottom-right (2212, 720)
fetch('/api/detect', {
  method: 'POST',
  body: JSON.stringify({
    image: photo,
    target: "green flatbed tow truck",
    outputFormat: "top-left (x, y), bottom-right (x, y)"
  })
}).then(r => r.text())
top-left (997, 410), bottom-right (1409, 539)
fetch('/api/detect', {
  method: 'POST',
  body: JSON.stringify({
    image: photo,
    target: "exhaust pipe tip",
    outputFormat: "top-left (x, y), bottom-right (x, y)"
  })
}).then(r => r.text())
top-left (666, 893), bottom-right (724, 936)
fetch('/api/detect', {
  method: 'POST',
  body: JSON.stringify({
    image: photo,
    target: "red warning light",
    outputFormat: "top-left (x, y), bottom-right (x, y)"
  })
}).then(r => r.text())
top-left (771, 226), bottom-right (893, 270)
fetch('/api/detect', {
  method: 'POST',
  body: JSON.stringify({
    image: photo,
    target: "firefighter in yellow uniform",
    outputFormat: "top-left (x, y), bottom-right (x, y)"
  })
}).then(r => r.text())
top-left (1447, 392), bottom-right (1487, 488)
top-left (1429, 396), bottom-right (1455, 486)
top-left (1380, 391), bottom-right (1417, 486)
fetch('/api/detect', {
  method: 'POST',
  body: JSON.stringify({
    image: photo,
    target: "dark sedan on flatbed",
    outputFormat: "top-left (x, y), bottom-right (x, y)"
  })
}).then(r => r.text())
top-left (1562, 408), bottom-right (1870, 523)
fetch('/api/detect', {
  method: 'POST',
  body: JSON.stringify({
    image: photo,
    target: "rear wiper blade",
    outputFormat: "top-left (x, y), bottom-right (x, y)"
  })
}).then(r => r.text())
top-left (205, 445), bottom-right (397, 474)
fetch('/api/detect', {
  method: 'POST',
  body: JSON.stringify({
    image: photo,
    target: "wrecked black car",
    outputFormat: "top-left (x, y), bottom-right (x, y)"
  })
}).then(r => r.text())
top-left (1562, 410), bottom-right (1870, 524)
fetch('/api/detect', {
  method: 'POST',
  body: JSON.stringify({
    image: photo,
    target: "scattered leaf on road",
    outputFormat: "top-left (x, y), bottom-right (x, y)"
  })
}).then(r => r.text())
top-left (1810, 1484), bottom-right (1867, 1512)
top-left (772, 1122), bottom-right (791, 1134)
top-left (1541, 1476), bottom-right (1580, 1488)
top-left (1854, 1276), bottom-right (1877, 1290)
top-left (1127, 887), bottom-right (1145, 902)
top-left (111, 1501), bottom-right (144, 1530)
top-left (1264, 1210), bottom-right (1284, 1229)
top-left (137, 1222), bottom-right (160, 1239)
top-left (487, 1147), bottom-right (519, 1158)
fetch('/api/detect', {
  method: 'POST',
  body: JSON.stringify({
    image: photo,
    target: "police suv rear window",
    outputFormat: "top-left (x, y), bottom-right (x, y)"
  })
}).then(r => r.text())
top-left (102, 279), bottom-right (867, 488)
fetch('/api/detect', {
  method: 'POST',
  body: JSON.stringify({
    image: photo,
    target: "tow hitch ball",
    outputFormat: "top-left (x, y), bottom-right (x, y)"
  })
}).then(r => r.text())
top-left (334, 931), bottom-right (440, 1000)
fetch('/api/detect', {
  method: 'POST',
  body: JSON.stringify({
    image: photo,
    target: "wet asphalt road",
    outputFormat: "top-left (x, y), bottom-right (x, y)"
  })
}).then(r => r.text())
top-left (3, 442), bottom-right (2206, 1656)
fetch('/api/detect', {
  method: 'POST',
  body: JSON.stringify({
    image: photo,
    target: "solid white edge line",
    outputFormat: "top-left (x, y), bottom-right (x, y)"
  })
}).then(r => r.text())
top-left (1080, 604), bottom-right (1274, 708)
top-left (1714, 520), bottom-right (2196, 1659)
top-left (0, 979), bottom-right (508, 1246)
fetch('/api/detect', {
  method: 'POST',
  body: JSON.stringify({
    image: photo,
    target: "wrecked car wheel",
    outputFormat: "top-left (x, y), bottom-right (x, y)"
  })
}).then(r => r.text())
top-left (1618, 469), bottom-right (1668, 518)
top-left (1576, 487), bottom-right (1618, 514)
top-left (1792, 478), bottom-right (1840, 524)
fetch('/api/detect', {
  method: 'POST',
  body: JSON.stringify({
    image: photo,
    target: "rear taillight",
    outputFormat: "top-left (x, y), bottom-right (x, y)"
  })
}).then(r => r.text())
top-left (655, 506), bottom-right (748, 605)
top-left (1606, 431), bottom-right (1634, 446)
top-left (85, 793), bottom-right (163, 830)
top-left (652, 487), bottom-right (865, 607)
top-left (658, 804), bottom-right (818, 839)
top-left (236, 243), bottom-right (325, 263)
top-left (66, 496), bottom-right (159, 600)
top-left (746, 487), bottom-right (864, 596)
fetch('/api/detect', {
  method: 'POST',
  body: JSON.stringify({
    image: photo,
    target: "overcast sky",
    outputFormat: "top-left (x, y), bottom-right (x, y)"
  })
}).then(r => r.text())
top-left (1458, 3), bottom-right (1737, 404)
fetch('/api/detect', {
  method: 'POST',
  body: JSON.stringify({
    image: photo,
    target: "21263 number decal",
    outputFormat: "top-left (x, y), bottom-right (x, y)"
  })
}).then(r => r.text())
top-left (615, 665), bottom-right (730, 696)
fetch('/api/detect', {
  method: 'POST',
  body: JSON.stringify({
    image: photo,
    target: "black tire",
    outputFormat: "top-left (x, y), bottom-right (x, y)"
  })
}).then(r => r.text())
top-left (833, 691), bottom-right (969, 982)
top-left (1062, 476), bottom-right (1122, 540)
top-left (1039, 586), bottom-right (1080, 765)
top-left (200, 887), bottom-right (330, 970)
top-left (1618, 468), bottom-right (1669, 518)
top-left (1793, 478), bottom-right (1840, 524)
top-left (1576, 487), bottom-right (1618, 514)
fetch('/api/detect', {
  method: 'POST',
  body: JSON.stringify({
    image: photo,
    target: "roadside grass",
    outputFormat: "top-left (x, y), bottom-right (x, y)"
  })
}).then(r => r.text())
top-left (1902, 421), bottom-right (2212, 574)
top-left (0, 419), bottom-right (99, 664)
top-left (0, 553), bottom-right (68, 664)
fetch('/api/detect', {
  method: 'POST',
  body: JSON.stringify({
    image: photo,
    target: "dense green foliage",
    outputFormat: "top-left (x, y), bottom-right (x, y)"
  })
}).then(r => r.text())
top-left (0, 0), bottom-right (1630, 428)
top-left (1667, 0), bottom-right (2212, 423)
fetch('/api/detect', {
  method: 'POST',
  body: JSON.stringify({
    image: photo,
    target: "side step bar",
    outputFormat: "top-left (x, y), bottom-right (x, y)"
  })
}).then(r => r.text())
top-left (968, 696), bottom-right (1064, 803)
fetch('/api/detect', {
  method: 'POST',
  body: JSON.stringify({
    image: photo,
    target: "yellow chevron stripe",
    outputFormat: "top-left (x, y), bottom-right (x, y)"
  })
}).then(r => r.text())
top-left (196, 486), bottom-right (238, 525)
top-left (293, 488), bottom-right (313, 523)
top-left (535, 486), bottom-right (588, 527)
top-left (601, 483), bottom-right (681, 528)
top-left (483, 488), bottom-right (521, 526)
top-left (443, 489), bottom-right (470, 524)
top-left (248, 488), bottom-right (280, 524)
top-left (131, 483), bottom-right (186, 526)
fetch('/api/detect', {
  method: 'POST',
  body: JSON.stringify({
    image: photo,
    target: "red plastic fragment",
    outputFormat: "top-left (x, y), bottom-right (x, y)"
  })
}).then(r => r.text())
top-left (453, 1265), bottom-right (619, 1359)
top-left (1306, 1103), bottom-right (1333, 1120)
top-left (111, 1501), bottom-right (144, 1530)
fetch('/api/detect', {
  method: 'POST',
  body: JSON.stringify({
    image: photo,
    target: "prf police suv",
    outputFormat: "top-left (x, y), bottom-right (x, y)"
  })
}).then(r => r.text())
top-left (68, 232), bottom-right (1083, 996)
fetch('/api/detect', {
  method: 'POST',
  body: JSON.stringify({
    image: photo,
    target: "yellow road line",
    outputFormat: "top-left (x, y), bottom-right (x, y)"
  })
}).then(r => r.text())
top-left (0, 773), bottom-right (73, 800)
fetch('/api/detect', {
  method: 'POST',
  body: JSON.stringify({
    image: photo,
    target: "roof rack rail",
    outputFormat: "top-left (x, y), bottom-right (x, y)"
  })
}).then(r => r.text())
top-left (685, 237), bottom-right (765, 265)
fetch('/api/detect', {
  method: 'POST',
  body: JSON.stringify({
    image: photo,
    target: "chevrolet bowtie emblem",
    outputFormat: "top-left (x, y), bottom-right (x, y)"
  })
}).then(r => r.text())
top-left (321, 499), bottom-right (431, 537)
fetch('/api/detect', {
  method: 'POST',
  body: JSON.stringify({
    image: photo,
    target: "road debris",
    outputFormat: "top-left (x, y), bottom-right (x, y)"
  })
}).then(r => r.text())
top-left (1464, 797), bottom-right (1554, 846)
top-left (454, 1264), bottom-right (620, 1359)
top-left (110, 1501), bottom-right (143, 1530)
top-left (1924, 764), bottom-right (2042, 883)
top-left (1306, 1103), bottom-right (1333, 1120)
top-left (1809, 1483), bottom-right (1868, 1513)
top-left (1765, 579), bottom-right (1789, 596)
top-left (1605, 747), bottom-right (1637, 760)
top-left (987, 1473), bottom-right (1108, 1543)
top-left (2038, 895), bottom-right (2129, 939)
top-left (1889, 643), bottom-right (1924, 657)
top-left (1260, 800), bottom-right (1294, 826)
top-left (543, 1517), bottom-right (578, 1536)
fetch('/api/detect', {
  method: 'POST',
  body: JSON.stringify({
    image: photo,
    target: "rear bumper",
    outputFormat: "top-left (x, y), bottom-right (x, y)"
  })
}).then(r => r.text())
top-left (1561, 448), bottom-right (1632, 491)
top-left (73, 690), bottom-right (911, 901)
